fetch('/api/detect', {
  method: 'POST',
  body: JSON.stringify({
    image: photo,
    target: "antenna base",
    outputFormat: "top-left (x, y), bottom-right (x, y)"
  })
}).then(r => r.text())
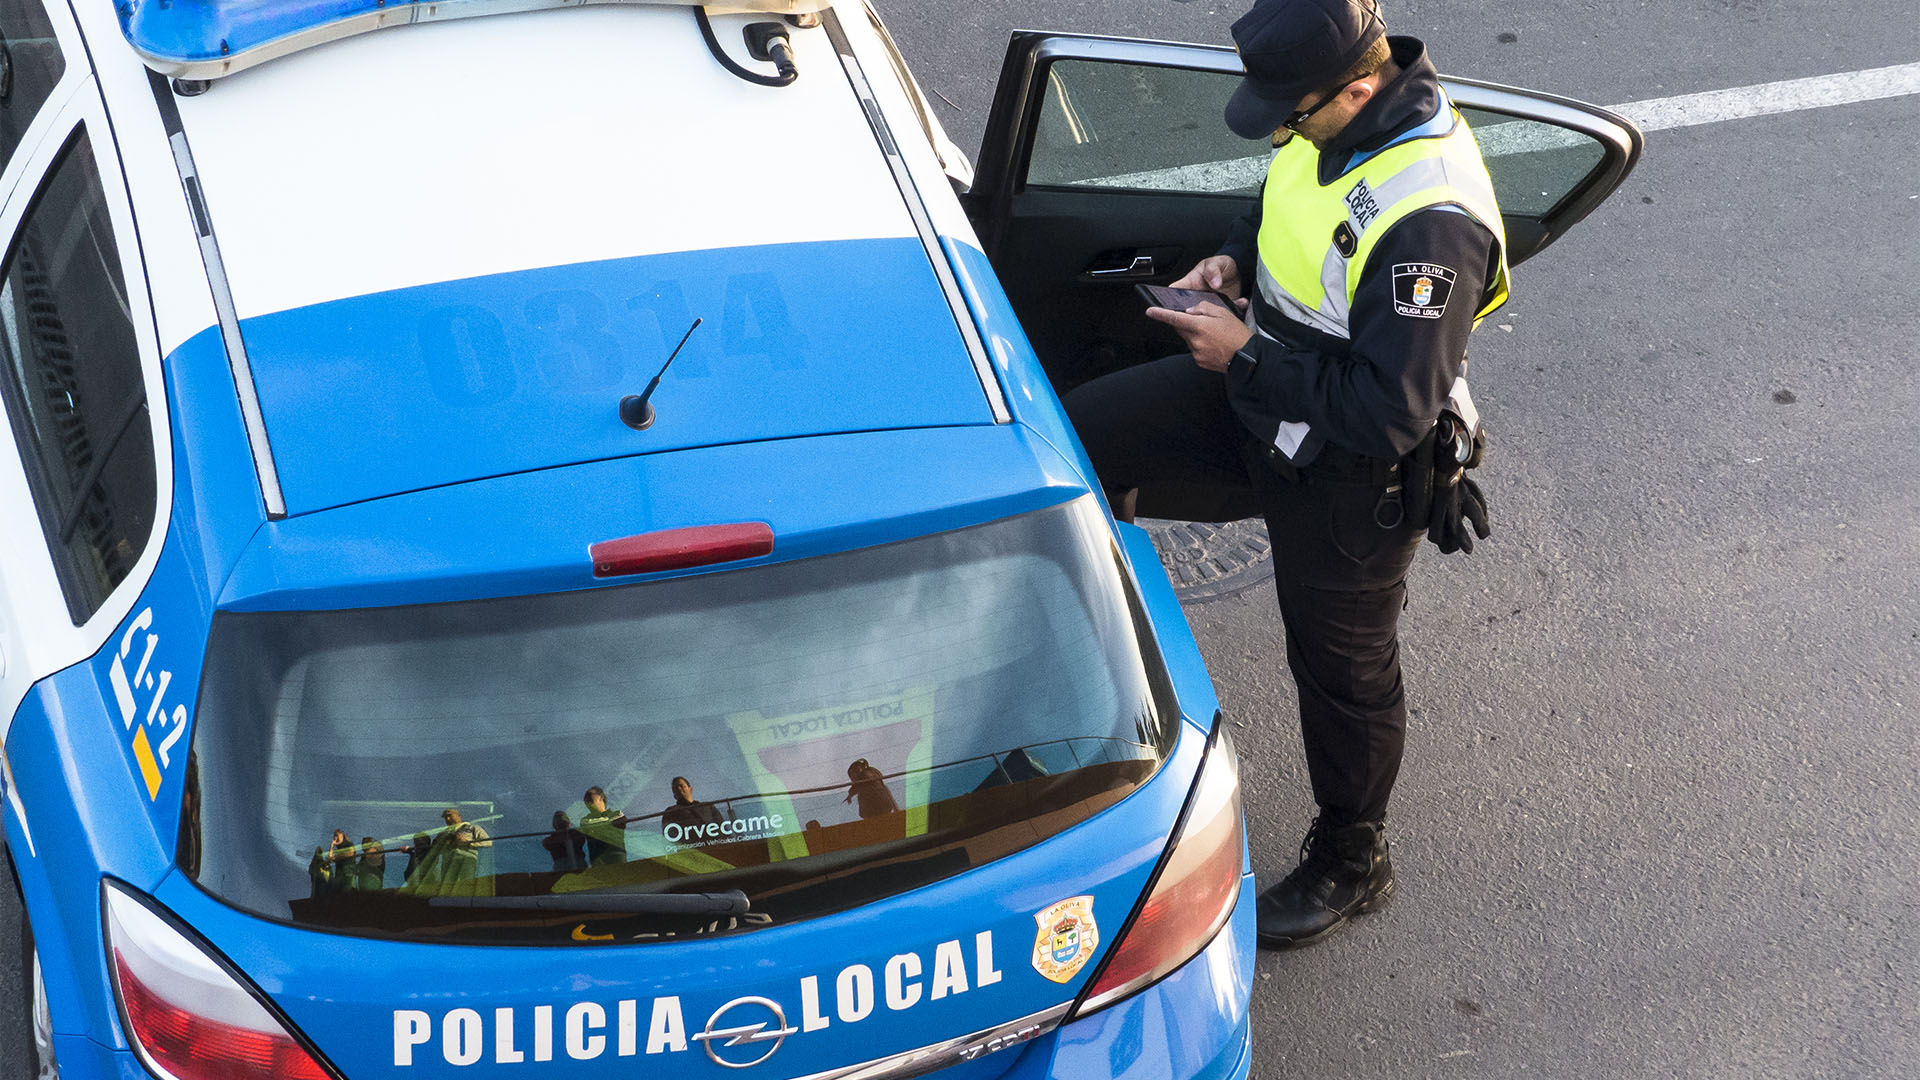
top-left (618, 395), bottom-right (656, 431)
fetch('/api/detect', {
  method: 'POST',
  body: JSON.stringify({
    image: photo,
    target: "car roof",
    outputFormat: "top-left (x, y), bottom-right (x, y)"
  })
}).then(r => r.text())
top-left (164, 6), bottom-right (1000, 514)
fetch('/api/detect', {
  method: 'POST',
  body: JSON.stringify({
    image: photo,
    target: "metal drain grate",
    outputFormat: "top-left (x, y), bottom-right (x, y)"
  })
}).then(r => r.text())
top-left (1139, 518), bottom-right (1273, 602)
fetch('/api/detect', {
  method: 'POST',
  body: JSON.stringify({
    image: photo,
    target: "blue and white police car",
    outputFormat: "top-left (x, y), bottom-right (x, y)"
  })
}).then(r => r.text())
top-left (0, 0), bottom-right (1640, 1076)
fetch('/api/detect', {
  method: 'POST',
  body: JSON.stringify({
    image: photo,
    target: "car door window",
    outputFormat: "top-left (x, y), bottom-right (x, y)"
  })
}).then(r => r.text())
top-left (1027, 59), bottom-right (1263, 196)
top-left (1024, 61), bottom-right (1623, 223)
top-left (974, 37), bottom-right (1643, 267)
top-left (1456, 106), bottom-right (1607, 217)
top-left (0, 0), bottom-right (65, 164)
top-left (0, 126), bottom-right (155, 624)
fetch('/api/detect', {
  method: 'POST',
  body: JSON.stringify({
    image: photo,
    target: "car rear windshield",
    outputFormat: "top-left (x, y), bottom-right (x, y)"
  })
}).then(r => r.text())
top-left (184, 498), bottom-right (1179, 945)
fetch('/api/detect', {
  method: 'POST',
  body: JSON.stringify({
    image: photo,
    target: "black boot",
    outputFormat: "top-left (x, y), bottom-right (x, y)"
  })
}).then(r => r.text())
top-left (1255, 817), bottom-right (1393, 949)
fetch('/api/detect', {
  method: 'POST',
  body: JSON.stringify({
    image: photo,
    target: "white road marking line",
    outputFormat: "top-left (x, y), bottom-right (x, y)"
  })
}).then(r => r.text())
top-left (1617, 60), bottom-right (1920, 131)
top-left (1076, 157), bottom-right (1267, 193)
top-left (1471, 123), bottom-right (1586, 158)
top-left (1063, 60), bottom-right (1920, 191)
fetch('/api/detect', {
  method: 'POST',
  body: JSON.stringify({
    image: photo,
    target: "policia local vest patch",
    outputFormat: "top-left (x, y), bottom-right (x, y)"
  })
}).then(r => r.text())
top-left (1392, 262), bottom-right (1456, 319)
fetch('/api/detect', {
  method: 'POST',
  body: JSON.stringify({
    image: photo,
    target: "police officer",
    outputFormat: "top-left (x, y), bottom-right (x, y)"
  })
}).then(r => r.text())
top-left (1063, 0), bottom-right (1508, 949)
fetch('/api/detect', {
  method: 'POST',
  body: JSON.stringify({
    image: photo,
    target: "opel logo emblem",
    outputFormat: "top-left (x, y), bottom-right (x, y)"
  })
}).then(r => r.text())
top-left (693, 996), bottom-right (799, 1069)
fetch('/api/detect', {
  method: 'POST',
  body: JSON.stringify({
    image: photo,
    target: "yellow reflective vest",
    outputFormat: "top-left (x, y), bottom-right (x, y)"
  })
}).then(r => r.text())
top-left (1253, 103), bottom-right (1510, 342)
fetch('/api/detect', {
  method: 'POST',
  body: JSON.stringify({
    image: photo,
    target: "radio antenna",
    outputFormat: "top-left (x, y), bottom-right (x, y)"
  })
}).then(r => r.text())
top-left (620, 317), bottom-right (703, 432)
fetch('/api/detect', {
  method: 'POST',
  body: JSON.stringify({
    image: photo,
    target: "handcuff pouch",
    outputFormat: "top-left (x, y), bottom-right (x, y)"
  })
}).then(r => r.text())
top-left (1402, 425), bottom-right (1438, 529)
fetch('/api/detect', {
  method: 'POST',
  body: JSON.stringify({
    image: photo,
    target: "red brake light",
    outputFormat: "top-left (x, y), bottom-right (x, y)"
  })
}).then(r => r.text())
top-left (104, 883), bottom-right (336, 1080)
top-left (116, 951), bottom-right (331, 1080)
top-left (1079, 727), bottom-right (1244, 1015)
top-left (591, 522), bottom-right (774, 577)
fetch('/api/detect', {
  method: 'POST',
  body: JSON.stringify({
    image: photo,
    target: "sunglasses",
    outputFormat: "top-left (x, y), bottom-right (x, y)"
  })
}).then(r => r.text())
top-left (1282, 89), bottom-right (1344, 133)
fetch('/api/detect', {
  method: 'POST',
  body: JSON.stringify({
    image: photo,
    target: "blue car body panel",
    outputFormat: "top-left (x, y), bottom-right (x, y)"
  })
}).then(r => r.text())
top-left (45, 1034), bottom-right (146, 1079)
top-left (1116, 523), bottom-right (1219, 730)
top-left (1012, 879), bottom-right (1255, 1080)
top-left (240, 238), bottom-right (996, 515)
top-left (937, 237), bottom-right (1115, 514)
top-left (9, 679), bottom-right (156, 1047)
top-left (162, 325), bottom-right (272, 589)
top-left (5, 328), bottom-right (269, 947)
top-left (216, 423), bottom-right (1087, 611)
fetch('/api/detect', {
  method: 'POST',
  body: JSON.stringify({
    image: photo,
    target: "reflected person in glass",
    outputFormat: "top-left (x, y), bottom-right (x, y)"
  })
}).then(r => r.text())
top-left (579, 786), bottom-right (628, 866)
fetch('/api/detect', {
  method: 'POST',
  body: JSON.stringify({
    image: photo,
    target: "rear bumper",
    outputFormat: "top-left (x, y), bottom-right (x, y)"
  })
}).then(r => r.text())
top-left (44, 872), bottom-right (1258, 1080)
top-left (1009, 869), bottom-right (1257, 1080)
top-left (43, 1034), bottom-right (142, 1080)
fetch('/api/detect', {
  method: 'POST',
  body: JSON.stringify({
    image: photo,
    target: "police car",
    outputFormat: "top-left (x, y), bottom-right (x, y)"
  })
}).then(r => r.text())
top-left (0, 0), bottom-right (1641, 1076)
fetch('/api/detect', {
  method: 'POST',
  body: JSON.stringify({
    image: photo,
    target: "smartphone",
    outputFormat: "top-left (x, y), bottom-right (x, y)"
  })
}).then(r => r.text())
top-left (1135, 284), bottom-right (1238, 313)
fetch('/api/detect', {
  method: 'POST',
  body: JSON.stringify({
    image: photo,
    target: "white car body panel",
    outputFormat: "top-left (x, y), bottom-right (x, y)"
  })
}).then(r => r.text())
top-left (0, 0), bottom-right (93, 739)
top-left (0, 85), bottom-right (175, 745)
top-left (175, 6), bottom-right (923, 320)
top-left (73, 0), bottom-right (228, 361)
top-left (836, 3), bottom-right (982, 250)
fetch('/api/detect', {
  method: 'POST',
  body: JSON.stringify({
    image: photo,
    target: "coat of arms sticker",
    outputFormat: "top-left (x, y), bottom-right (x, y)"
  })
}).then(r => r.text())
top-left (1031, 896), bottom-right (1099, 983)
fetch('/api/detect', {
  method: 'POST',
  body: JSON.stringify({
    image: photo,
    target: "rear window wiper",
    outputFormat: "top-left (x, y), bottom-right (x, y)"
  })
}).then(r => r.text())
top-left (426, 889), bottom-right (749, 916)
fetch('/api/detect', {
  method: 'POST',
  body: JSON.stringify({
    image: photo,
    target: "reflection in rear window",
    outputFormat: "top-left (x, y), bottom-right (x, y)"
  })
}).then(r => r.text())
top-left (185, 497), bottom-right (1178, 944)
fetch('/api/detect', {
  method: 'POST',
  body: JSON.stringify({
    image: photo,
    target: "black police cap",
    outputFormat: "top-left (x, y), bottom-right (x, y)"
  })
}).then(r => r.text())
top-left (1225, 0), bottom-right (1387, 139)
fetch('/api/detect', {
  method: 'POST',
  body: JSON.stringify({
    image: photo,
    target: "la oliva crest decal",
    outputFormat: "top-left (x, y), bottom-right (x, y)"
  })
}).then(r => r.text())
top-left (1030, 896), bottom-right (1098, 984)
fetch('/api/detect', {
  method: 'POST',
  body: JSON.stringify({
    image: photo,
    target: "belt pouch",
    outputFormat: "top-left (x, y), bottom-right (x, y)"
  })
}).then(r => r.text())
top-left (1401, 426), bottom-right (1438, 528)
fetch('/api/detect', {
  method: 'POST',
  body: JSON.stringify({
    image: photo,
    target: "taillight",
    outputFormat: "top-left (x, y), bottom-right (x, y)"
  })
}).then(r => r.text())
top-left (1075, 722), bottom-right (1244, 1017)
top-left (103, 882), bottom-right (335, 1080)
top-left (591, 522), bottom-right (775, 577)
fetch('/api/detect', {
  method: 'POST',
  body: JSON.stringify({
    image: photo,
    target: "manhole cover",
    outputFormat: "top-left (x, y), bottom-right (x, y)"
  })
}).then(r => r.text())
top-left (1140, 518), bottom-right (1273, 602)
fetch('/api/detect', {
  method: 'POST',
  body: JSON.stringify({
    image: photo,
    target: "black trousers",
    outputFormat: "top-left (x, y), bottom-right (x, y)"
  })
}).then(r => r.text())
top-left (1064, 355), bottom-right (1423, 825)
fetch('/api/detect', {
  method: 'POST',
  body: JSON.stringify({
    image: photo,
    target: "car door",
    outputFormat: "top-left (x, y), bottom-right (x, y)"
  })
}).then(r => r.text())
top-left (963, 32), bottom-right (1643, 395)
top-left (0, 0), bottom-right (92, 739)
top-left (0, 78), bottom-right (172, 764)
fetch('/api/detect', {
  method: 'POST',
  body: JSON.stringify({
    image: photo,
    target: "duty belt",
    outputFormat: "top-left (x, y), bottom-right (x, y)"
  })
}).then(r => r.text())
top-left (1301, 443), bottom-right (1402, 486)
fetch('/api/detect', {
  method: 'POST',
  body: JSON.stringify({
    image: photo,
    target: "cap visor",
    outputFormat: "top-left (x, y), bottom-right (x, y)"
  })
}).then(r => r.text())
top-left (1225, 79), bottom-right (1295, 140)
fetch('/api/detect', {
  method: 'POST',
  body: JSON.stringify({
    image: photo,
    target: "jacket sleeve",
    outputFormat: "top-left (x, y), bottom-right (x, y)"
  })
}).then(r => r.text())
top-left (1228, 207), bottom-right (1495, 460)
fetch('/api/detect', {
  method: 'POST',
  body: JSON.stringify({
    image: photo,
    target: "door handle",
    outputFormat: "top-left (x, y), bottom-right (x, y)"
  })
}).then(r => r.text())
top-left (1084, 254), bottom-right (1156, 279)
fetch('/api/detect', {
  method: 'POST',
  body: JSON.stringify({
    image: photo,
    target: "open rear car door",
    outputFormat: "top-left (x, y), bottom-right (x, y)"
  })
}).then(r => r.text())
top-left (964, 32), bottom-right (1644, 396)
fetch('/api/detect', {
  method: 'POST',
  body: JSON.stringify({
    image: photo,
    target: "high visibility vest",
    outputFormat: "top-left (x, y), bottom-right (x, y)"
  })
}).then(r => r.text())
top-left (1253, 102), bottom-right (1510, 342)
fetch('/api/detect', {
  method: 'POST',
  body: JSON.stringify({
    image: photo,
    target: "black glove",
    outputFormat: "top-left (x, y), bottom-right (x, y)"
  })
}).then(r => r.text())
top-left (1427, 473), bottom-right (1490, 554)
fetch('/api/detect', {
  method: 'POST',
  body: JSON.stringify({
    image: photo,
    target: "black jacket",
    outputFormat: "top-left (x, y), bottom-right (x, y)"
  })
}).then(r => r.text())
top-left (1218, 36), bottom-right (1499, 466)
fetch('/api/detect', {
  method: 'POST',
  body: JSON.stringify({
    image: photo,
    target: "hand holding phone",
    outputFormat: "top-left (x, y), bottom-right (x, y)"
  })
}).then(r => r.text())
top-left (1136, 284), bottom-right (1239, 314)
top-left (1138, 283), bottom-right (1254, 374)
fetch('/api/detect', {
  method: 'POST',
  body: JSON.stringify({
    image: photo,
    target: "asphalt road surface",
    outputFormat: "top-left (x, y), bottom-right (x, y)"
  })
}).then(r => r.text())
top-left (881, 1), bottom-right (1919, 1077)
top-left (3, 4), bottom-right (1915, 1080)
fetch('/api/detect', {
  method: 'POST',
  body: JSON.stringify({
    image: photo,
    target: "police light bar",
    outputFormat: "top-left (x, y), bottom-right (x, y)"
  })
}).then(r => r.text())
top-left (120, 0), bottom-right (834, 81)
